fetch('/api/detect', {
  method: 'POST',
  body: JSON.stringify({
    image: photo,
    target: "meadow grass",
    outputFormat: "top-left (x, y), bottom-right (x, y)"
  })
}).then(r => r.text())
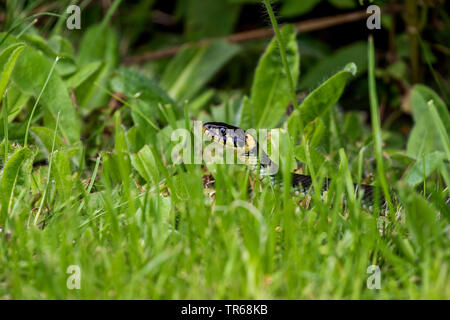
top-left (1, 132), bottom-right (448, 299)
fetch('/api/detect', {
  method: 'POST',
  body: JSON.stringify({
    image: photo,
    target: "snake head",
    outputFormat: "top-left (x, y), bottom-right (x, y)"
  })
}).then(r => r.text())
top-left (202, 122), bottom-right (255, 152)
top-left (202, 122), bottom-right (276, 172)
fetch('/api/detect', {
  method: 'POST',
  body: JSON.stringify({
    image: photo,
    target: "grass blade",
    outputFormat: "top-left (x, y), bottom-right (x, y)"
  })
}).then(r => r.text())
top-left (368, 35), bottom-right (394, 213)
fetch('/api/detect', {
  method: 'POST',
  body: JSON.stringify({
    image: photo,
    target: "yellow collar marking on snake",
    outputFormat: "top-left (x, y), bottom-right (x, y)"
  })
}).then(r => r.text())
top-left (203, 122), bottom-right (257, 153)
top-left (202, 122), bottom-right (275, 171)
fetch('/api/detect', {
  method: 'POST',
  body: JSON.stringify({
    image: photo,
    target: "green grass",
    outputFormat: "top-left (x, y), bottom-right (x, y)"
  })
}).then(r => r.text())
top-left (0, 1), bottom-right (449, 300)
top-left (0, 138), bottom-right (448, 299)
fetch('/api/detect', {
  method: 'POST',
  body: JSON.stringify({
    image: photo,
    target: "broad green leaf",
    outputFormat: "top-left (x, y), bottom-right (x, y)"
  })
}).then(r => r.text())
top-left (407, 119), bottom-right (442, 159)
top-left (399, 186), bottom-right (440, 251)
top-left (51, 150), bottom-right (73, 199)
top-left (130, 100), bottom-right (159, 143)
top-left (406, 151), bottom-right (445, 186)
top-left (296, 63), bottom-right (356, 126)
top-left (131, 145), bottom-right (159, 184)
top-left (240, 25), bottom-right (299, 129)
top-left (20, 34), bottom-right (76, 76)
top-left (295, 144), bottom-right (329, 173)
top-left (281, 0), bottom-right (321, 17)
top-left (31, 126), bottom-right (65, 153)
top-left (75, 24), bottom-right (119, 111)
top-left (110, 68), bottom-right (173, 107)
top-left (0, 35), bottom-right (80, 143)
top-left (161, 40), bottom-right (240, 102)
top-left (301, 42), bottom-right (367, 90)
top-left (48, 35), bottom-right (74, 56)
top-left (407, 85), bottom-right (450, 158)
top-left (0, 83), bottom-right (30, 123)
top-left (0, 147), bottom-right (34, 215)
top-left (110, 68), bottom-right (174, 138)
top-left (429, 100), bottom-right (450, 163)
top-left (19, 34), bottom-right (58, 57)
top-left (304, 117), bottom-right (325, 146)
top-left (0, 43), bottom-right (26, 98)
top-left (409, 84), bottom-right (450, 126)
top-left (66, 61), bottom-right (103, 89)
top-left (77, 24), bottom-right (118, 67)
top-left (409, 85), bottom-right (450, 128)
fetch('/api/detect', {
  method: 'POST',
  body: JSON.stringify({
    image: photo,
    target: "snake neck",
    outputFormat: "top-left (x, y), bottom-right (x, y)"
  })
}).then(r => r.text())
top-left (247, 148), bottom-right (279, 177)
top-left (259, 151), bottom-right (279, 176)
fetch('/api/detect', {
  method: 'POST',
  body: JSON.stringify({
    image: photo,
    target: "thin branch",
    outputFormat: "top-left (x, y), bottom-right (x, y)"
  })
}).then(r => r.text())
top-left (151, 10), bottom-right (177, 27)
top-left (124, 6), bottom-right (401, 64)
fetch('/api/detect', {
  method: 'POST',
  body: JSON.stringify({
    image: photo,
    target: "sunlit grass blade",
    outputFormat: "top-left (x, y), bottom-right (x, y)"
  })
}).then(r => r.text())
top-left (16, 19), bottom-right (38, 38)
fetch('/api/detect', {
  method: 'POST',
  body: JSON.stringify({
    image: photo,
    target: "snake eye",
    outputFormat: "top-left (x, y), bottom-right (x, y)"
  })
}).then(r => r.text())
top-left (219, 127), bottom-right (226, 136)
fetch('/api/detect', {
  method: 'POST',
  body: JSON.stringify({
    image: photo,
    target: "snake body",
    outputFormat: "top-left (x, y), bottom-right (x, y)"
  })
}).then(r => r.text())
top-left (203, 122), bottom-right (384, 207)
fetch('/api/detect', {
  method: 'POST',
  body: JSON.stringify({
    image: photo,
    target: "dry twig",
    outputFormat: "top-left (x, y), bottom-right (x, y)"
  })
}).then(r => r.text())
top-left (124, 6), bottom-right (401, 64)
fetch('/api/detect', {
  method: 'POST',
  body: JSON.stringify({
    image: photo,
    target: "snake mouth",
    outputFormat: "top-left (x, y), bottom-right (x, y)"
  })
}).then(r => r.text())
top-left (202, 122), bottom-right (253, 151)
top-left (202, 122), bottom-right (220, 143)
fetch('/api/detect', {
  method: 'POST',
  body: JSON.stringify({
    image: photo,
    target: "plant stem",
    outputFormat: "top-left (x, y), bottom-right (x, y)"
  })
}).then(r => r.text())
top-left (16, 18), bottom-right (38, 38)
top-left (262, 0), bottom-right (303, 134)
top-left (368, 36), bottom-right (394, 214)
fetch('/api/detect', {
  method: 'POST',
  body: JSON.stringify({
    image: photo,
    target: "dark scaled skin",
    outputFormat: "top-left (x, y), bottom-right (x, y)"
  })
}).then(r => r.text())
top-left (202, 122), bottom-right (386, 207)
top-left (202, 122), bottom-right (450, 209)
